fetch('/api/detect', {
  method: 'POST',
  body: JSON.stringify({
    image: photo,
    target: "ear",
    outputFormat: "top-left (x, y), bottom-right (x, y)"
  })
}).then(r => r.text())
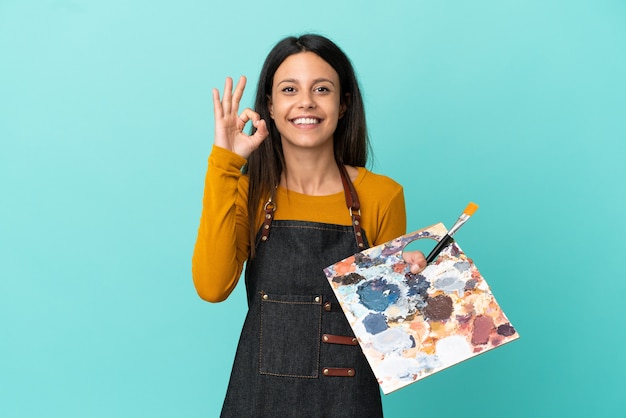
top-left (339, 93), bottom-right (351, 119)
top-left (267, 94), bottom-right (274, 119)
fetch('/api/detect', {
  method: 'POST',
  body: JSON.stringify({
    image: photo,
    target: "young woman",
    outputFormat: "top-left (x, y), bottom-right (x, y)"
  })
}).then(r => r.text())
top-left (193, 34), bottom-right (426, 417)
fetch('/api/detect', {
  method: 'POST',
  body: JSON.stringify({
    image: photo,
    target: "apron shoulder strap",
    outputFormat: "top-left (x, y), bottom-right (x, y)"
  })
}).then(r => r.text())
top-left (337, 162), bottom-right (366, 250)
top-left (258, 163), bottom-right (366, 250)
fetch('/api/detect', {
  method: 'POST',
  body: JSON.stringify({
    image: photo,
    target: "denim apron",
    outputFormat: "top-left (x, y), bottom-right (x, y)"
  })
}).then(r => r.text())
top-left (221, 166), bottom-right (383, 418)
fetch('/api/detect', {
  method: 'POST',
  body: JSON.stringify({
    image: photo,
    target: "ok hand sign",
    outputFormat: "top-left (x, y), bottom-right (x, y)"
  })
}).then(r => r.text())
top-left (213, 76), bottom-right (269, 158)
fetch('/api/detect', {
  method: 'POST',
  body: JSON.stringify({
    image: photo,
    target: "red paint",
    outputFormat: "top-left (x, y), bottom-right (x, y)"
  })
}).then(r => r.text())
top-left (471, 315), bottom-right (494, 345)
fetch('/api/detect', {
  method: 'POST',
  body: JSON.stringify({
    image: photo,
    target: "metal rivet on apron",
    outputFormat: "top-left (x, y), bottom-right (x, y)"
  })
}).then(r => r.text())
top-left (323, 335), bottom-right (329, 342)
top-left (314, 296), bottom-right (320, 303)
top-left (262, 294), bottom-right (268, 300)
top-left (354, 220), bottom-right (359, 226)
top-left (347, 369), bottom-right (355, 377)
top-left (323, 368), bottom-right (329, 376)
top-left (261, 236), bottom-right (267, 241)
top-left (351, 337), bottom-right (357, 344)
top-left (264, 224), bottom-right (270, 230)
top-left (358, 243), bottom-right (364, 248)
top-left (324, 302), bottom-right (331, 312)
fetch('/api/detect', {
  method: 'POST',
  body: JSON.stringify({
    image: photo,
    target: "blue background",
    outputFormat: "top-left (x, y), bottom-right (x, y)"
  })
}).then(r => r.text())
top-left (1, 0), bottom-right (624, 417)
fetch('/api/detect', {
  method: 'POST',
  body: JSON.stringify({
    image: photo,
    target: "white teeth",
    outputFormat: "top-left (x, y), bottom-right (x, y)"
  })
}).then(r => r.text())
top-left (292, 117), bottom-right (320, 125)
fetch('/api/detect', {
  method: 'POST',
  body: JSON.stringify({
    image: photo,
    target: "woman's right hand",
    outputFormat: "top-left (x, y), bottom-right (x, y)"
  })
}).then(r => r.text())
top-left (213, 76), bottom-right (269, 159)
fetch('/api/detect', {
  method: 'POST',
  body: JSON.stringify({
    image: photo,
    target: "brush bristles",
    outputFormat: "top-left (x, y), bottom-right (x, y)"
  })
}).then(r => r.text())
top-left (463, 202), bottom-right (479, 216)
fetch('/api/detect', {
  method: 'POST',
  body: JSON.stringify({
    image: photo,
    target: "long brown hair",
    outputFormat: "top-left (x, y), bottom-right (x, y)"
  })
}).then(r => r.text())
top-left (244, 34), bottom-right (370, 257)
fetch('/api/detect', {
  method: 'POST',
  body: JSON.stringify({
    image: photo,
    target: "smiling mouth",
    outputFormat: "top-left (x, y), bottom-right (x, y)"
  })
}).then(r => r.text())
top-left (291, 117), bottom-right (321, 125)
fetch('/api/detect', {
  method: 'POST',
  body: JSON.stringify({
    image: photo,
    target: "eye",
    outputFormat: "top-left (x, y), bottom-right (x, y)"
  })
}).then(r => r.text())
top-left (281, 86), bottom-right (296, 93)
top-left (315, 86), bottom-right (331, 93)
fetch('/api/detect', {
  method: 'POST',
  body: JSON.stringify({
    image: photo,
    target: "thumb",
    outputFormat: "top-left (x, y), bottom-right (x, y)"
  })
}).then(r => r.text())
top-left (405, 250), bottom-right (427, 274)
top-left (410, 262), bottom-right (425, 274)
top-left (252, 119), bottom-right (269, 144)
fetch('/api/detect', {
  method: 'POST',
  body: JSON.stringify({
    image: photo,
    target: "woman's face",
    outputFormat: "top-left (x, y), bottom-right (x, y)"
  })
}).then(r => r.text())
top-left (268, 52), bottom-right (346, 154)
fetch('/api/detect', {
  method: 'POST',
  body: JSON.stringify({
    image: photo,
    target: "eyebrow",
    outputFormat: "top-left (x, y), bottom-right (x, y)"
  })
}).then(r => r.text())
top-left (277, 78), bottom-right (337, 87)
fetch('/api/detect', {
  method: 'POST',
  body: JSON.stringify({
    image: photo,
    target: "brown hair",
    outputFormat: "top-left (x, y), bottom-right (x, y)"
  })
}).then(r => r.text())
top-left (244, 34), bottom-right (370, 257)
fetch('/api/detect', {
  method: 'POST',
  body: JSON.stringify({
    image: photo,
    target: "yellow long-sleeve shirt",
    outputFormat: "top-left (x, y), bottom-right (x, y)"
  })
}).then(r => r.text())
top-left (192, 145), bottom-right (406, 302)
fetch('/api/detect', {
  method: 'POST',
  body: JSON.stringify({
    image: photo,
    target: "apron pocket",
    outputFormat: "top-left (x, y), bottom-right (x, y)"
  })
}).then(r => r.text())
top-left (259, 293), bottom-right (322, 378)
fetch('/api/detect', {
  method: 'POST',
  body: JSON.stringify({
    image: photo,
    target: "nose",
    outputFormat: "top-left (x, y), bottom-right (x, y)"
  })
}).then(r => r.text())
top-left (298, 91), bottom-right (316, 109)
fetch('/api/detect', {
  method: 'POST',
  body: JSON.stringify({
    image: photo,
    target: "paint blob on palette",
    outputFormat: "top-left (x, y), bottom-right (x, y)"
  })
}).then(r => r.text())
top-left (323, 222), bottom-right (519, 394)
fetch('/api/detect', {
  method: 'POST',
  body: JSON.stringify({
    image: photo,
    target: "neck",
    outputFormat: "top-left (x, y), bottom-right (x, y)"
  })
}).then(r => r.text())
top-left (281, 148), bottom-right (342, 196)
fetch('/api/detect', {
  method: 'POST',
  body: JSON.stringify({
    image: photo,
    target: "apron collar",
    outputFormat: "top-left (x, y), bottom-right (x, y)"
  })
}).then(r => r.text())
top-left (259, 161), bottom-right (365, 250)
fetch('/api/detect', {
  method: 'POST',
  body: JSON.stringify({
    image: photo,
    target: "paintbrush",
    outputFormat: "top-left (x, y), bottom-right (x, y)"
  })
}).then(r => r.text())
top-left (425, 202), bottom-right (479, 263)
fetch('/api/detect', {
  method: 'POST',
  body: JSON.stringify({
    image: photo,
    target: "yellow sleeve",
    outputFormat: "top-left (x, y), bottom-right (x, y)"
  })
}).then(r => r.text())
top-left (192, 145), bottom-right (250, 302)
top-left (191, 156), bottom-right (407, 302)
top-left (353, 169), bottom-right (406, 246)
top-left (370, 184), bottom-right (406, 246)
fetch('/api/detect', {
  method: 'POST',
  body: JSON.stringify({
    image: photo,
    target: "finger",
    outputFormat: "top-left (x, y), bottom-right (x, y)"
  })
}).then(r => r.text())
top-left (410, 262), bottom-right (424, 274)
top-left (240, 119), bottom-right (268, 156)
top-left (231, 76), bottom-right (247, 114)
top-left (222, 77), bottom-right (233, 115)
top-left (251, 119), bottom-right (269, 144)
top-left (212, 88), bottom-right (223, 119)
top-left (406, 251), bottom-right (427, 274)
top-left (237, 108), bottom-right (261, 130)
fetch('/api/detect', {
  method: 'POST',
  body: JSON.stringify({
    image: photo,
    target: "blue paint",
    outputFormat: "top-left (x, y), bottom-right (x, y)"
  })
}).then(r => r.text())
top-left (333, 272), bottom-right (366, 285)
top-left (354, 253), bottom-right (385, 268)
top-left (453, 261), bottom-right (471, 272)
top-left (405, 273), bottom-right (430, 297)
top-left (464, 278), bottom-right (478, 290)
top-left (434, 274), bottom-right (465, 295)
top-left (357, 278), bottom-right (400, 312)
top-left (497, 323), bottom-right (517, 336)
top-left (381, 244), bottom-right (401, 256)
top-left (363, 313), bottom-right (389, 335)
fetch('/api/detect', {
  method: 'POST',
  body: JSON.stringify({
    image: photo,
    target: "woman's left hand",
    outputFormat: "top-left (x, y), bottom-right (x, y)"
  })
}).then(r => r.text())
top-left (404, 250), bottom-right (427, 274)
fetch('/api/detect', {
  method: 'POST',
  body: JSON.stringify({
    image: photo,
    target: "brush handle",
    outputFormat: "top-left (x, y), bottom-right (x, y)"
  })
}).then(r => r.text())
top-left (425, 234), bottom-right (454, 263)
